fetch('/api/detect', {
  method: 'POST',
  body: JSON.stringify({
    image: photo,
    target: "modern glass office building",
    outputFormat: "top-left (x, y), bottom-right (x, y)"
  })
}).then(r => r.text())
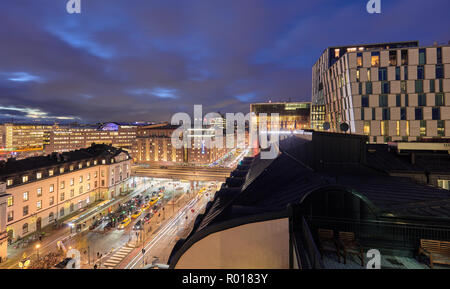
top-left (312, 41), bottom-right (450, 143)
top-left (250, 102), bottom-right (311, 132)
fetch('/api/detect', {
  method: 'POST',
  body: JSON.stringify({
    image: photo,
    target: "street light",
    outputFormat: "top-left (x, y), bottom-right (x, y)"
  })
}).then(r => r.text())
top-left (35, 244), bottom-right (41, 260)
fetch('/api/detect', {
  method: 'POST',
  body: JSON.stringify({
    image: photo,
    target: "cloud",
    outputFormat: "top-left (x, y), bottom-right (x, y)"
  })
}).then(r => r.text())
top-left (0, 0), bottom-right (449, 123)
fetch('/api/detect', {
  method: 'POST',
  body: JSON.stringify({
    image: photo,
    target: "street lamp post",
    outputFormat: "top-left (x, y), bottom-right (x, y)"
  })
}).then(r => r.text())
top-left (35, 244), bottom-right (41, 261)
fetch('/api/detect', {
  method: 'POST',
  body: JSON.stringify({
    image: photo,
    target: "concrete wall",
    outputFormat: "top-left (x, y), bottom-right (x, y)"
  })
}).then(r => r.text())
top-left (175, 218), bottom-right (290, 269)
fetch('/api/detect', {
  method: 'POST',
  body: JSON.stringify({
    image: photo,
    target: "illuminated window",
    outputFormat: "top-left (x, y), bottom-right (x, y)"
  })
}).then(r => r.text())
top-left (334, 49), bottom-right (340, 58)
top-left (405, 121), bottom-right (410, 136)
top-left (36, 172), bottom-right (42, 179)
top-left (438, 179), bottom-right (449, 190)
top-left (363, 121), bottom-right (371, 135)
top-left (60, 181), bottom-right (65, 189)
top-left (380, 121), bottom-right (388, 136)
top-left (50, 184), bottom-right (54, 193)
top-left (60, 167), bottom-right (64, 174)
top-left (396, 121), bottom-right (400, 136)
top-left (7, 179), bottom-right (13, 186)
top-left (22, 176), bottom-right (28, 183)
top-left (367, 68), bottom-right (371, 81)
top-left (37, 201), bottom-right (42, 210)
top-left (37, 188), bottom-right (42, 197)
top-left (437, 120), bottom-right (445, 137)
top-left (23, 192), bottom-right (29, 202)
top-left (371, 52), bottom-right (380, 67)
top-left (49, 170), bottom-right (54, 177)
top-left (7, 196), bottom-right (14, 207)
top-left (420, 120), bottom-right (427, 136)
top-left (357, 53), bottom-right (363, 67)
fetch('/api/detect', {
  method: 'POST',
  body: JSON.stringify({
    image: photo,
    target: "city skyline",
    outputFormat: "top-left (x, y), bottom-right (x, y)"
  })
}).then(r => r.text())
top-left (1, 0), bottom-right (450, 123)
top-left (0, 1), bottom-right (450, 273)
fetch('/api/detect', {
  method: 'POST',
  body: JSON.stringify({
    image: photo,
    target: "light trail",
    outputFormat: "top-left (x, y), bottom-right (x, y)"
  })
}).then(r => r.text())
top-left (124, 197), bottom-right (200, 269)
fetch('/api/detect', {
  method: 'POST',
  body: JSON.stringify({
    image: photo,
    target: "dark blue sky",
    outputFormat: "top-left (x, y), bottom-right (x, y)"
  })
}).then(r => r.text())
top-left (0, 0), bottom-right (449, 123)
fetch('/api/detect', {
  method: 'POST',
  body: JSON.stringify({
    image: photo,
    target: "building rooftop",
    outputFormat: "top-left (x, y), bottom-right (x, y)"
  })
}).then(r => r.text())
top-left (169, 132), bottom-right (450, 266)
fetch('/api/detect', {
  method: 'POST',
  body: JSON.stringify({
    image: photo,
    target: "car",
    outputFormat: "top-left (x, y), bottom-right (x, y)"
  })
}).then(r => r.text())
top-left (104, 221), bottom-right (114, 230)
top-left (142, 203), bottom-right (150, 211)
top-left (157, 193), bottom-right (164, 199)
top-left (149, 197), bottom-right (159, 206)
top-left (144, 195), bottom-right (150, 202)
top-left (143, 213), bottom-right (152, 222)
top-left (131, 210), bottom-right (142, 219)
top-left (118, 218), bottom-right (131, 229)
top-left (133, 220), bottom-right (143, 230)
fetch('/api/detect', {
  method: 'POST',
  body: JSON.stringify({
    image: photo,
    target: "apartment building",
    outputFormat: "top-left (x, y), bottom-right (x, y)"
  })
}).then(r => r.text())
top-left (135, 124), bottom-right (185, 164)
top-left (312, 41), bottom-right (450, 143)
top-left (0, 144), bottom-right (132, 241)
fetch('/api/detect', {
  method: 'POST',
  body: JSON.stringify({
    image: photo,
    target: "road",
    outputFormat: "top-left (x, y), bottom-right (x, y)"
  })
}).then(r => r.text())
top-left (123, 190), bottom-right (213, 269)
top-left (2, 177), bottom-right (219, 269)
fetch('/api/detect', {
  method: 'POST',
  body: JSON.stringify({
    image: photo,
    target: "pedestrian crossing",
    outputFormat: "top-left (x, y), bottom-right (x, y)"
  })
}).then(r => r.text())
top-left (102, 245), bottom-right (134, 269)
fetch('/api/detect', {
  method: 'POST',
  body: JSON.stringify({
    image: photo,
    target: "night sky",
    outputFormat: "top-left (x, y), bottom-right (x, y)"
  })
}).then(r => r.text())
top-left (0, 0), bottom-right (449, 123)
